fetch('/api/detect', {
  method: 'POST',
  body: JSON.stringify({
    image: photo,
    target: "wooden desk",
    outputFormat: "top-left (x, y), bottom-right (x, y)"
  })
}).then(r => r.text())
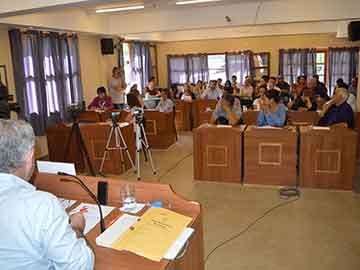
top-left (80, 122), bottom-right (136, 175)
top-left (174, 100), bottom-right (192, 131)
top-left (144, 110), bottom-right (177, 149)
top-left (46, 122), bottom-right (135, 174)
top-left (287, 111), bottom-right (320, 126)
top-left (355, 112), bottom-right (360, 159)
top-left (77, 111), bottom-right (112, 122)
top-left (242, 111), bottom-right (259, 125)
top-left (193, 124), bottom-right (244, 183)
top-left (33, 173), bottom-right (204, 270)
top-left (299, 126), bottom-right (357, 190)
top-left (243, 126), bottom-right (297, 186)
top-left (192, 100), bottom-right (218, 128)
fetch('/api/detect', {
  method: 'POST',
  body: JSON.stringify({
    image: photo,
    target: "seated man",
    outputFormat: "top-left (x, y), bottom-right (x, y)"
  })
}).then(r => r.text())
top-left (0, 120), bottom-right (94, 269)
top-left (210, 93), bottom-right (242, 126)
top-left (239, 76), bottom-right (254, 98)
top-left (257, 90), bottom-right (287, 127)
top-left (156, 88), bottom-right (174, 113)
top-left (318, 87), bottom-right (355, 128)
top-left (88, 86), bottom-right (114, 110)
top-left (145, 77), bottom-right (160, 98)
top-left (201, 80), bottom-right (222, 100)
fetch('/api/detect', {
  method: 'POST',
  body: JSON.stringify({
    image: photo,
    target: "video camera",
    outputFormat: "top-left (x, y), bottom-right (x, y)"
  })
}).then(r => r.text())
top-left (132, 107), bottom-right (144, 124)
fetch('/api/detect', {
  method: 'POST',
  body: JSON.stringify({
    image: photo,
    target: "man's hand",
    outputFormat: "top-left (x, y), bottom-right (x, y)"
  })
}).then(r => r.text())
top-left (70, 212), bottom-right (86, 238)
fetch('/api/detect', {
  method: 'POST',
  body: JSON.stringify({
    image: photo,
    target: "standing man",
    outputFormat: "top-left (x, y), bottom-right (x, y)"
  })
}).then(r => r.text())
top-left (109, 67), bottom-right (127, 109)
top-left (0, 120), bottom-right (94, 270)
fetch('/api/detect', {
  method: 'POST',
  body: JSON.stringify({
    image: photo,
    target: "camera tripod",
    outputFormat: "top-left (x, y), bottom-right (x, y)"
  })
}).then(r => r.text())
top-left (99, 120), bottom-right (136, 174)
top-left (134, 113), bottom-right (156, 180)
top-left (63, 114), bottom-right (96, 176)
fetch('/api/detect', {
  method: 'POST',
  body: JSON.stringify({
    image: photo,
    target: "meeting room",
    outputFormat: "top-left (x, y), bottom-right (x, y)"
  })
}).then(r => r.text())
top-left (1, 0), bottom-right (360, 270)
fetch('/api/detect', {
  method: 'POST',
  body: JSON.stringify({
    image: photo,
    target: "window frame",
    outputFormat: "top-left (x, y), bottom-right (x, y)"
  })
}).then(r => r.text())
top-left (252, 52), bottom-right (270, 77)
top-left (315, 49), bottom-right (328, 84)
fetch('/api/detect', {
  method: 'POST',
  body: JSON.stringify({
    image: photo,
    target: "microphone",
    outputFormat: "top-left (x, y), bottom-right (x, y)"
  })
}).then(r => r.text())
top-left (57, 172), bottom-right (106, 233)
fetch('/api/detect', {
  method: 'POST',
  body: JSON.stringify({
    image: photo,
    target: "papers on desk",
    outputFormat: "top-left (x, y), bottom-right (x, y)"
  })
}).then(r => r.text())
top-left (96, 207), bottom-right (192, 261)
top-left (216, 124), bottom-right (232, 128)
top-left (255, 126), bottom-right (282, 129)
top-left (37, 161), bottom-right (76, 176)
top-left (120, 203), bottom-right (146, 214)
top-left (58, 198), bottom-right (77, 210)
top-left (70, 203), bottom-right (115, 235)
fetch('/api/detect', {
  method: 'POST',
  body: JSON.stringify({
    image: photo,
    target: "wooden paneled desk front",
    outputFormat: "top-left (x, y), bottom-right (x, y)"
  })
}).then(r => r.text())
top-left (192, 100), bottom-right (218, 128)
top-left (243, 126), bottom-right (297, 186)
top-left (299, 126), bottom-right (357, 190)
top-left (242, 111), bottom-right (259, 125)
top-left (193, 124), bottom-right (244, 183)
top-left (287, 111), bottom-right (320, 126)
top-left (144, 110), bottom-right (177, 149)
top-left (174, 100), bottom-right (192, 131)
top-left (46, 122), bottom-right (135, 174)
top-left (33, 173), bottom-right (204, 270)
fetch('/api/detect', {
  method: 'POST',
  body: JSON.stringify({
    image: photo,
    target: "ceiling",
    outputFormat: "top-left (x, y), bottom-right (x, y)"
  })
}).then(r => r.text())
top-left (0, 0), bottom-right (359, 42)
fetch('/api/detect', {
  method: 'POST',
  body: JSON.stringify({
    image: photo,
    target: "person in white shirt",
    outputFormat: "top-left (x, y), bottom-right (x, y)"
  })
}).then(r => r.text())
top-left (346, 89), bottom-right (357, 112)
top-left (239, 76), bottom-right (254, 97)
top-left (253, 86), bottom-right (267, 111)
top-left (0, 120), bottom-right (94, 270)
top-left (200, 80), bottom-right (222, 100)
top-left (156, 88), bottom-right (174, 113)
top-left (109, 67), bottom-right (127, 109)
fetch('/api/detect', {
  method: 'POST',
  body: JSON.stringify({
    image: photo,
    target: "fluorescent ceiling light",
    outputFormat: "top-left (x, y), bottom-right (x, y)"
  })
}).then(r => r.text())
top-left (176, 0), bottom-right (221, 5)
top-left (95, 5), bottom-right (144, 13)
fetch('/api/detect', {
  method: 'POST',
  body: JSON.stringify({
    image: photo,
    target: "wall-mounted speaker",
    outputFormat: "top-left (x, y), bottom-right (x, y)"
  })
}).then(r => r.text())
top-left (348, 21), bottom-right (360, 41)
top-left (100, 38), bottom-right (114, 55)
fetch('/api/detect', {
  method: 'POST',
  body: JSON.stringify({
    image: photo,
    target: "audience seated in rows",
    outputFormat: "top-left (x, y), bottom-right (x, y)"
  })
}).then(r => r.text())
top-left (88, 86), bottom-right (114, 111)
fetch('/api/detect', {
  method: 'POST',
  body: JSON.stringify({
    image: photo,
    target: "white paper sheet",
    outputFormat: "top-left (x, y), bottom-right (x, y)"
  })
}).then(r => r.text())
top-left (96, 214), bottom-right (139, 248)
top-left (58, 198), bottom-right (77, 210)
top-left (37, 161), bottom-right (76, 176)
top-left (164, 227), bottom-right (195, 260)
top-left (70, 203), bottom-right (115, 235)
top-left (120, 203), bottom-right (146, 214)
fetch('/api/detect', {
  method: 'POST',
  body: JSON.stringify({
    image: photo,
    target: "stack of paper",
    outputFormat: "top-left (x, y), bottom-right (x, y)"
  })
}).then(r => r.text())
top-left (70, 203), bottom-right (115, 234)
top-left (96, 207), bottom-right (193, 261)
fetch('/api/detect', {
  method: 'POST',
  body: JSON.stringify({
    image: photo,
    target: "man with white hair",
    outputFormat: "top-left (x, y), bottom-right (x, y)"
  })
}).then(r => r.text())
top-left (318, 88), bottom-right (355, 128)
top-left (0, 120), bottom-right (94, 270)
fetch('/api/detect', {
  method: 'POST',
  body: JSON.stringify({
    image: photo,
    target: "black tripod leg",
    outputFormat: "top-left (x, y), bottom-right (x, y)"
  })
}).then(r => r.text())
top-left (75, 124), bottom-right (96, 176)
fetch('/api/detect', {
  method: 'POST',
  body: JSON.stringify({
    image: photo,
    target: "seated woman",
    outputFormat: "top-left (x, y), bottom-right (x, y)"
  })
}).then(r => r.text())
top-left (257, 89), bottom-right (287, 127)
top-left (88, 86), bottom-right (114, 111)
top-left (129, 84), bottom-right (144, 107)
top-left (181, 83), bottom-right (195, 102)
top-left (145, 77), bottom-right (160, 98)
top-left (210, 93), bottom-right (242, 126)
top-left (287, 88), bottom-right (316, 112)
top-left (318, 87), bottom-right (354, 128)
top-left (156, 88), bottom-right (174, 113)
top-left (252, 86), bottom-right (267, 111)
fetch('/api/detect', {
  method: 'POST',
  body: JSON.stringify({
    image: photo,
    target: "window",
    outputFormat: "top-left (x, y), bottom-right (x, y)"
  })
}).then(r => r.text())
top-left (253, 53), bottom-right (270, 79)
top-left (122, 43), bottom-right (133, 91)
top-left (315, 51), bottom-right (327, 84)
top-left (207, 54), bottom-right (226, 81)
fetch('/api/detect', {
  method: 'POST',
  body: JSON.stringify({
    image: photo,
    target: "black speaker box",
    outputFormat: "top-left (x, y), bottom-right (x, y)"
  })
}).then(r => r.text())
top-left (348, 21), bottom-right (360, 41)
top-left (100, 38), bottom-right (114, 55)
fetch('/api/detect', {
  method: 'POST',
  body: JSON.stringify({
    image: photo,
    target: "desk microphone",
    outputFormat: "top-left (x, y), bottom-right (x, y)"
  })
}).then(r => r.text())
top-left (57, 172), bottom-right (106, 233)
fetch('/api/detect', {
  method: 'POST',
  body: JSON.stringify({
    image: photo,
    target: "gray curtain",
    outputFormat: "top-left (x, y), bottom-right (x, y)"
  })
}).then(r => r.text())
top-left (187, 54), bottom-right (209, 83)
top-left (226, 51), bottom-right (254, 85)
top-left (130, 42), bottom-right (152, 93)
top-left (168, 56), bottom-right (187, 85)
top-left (8, 29), bottom-right (83, 135)
top-left (328, 47), bottom-right (359, 95)
top-left (279, 48), bottom-right (316, 85)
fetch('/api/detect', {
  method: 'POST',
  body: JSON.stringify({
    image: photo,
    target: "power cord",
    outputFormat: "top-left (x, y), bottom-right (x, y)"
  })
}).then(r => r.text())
top-left (204, 194), bottom-right (300, 264)
top-left (157, 152), bottom-right (193, 182)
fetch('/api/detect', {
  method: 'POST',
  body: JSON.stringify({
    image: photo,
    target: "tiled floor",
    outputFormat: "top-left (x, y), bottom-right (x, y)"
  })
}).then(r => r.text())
top-left (113, 132), bottom-right (360, 270)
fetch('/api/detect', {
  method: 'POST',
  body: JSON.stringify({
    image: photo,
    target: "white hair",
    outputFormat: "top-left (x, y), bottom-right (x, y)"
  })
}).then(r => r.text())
top-left (0, 120), bottom-right (35, 173)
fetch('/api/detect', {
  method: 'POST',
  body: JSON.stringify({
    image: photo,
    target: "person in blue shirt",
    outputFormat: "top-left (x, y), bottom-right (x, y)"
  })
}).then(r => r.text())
top-left (257, 89), bottom-right (287, 127)
top-left (0, 120), bottom-right (94, 270)
top-left (318, 87), bottom-right (355, 128)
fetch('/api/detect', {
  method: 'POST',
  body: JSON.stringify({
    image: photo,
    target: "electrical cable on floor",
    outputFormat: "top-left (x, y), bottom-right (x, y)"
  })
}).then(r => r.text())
top-left (157, 152), bottom-right (193, 182)
top-left (204, 194), bottom-right (300, 264)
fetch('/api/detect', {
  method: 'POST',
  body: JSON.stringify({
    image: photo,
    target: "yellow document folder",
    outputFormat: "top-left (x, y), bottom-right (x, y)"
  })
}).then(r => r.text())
top-left (111, 207), bottom-right (192, 261)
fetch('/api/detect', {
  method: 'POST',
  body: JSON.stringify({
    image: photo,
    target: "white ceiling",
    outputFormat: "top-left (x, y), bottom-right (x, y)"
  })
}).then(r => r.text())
top-left (0, 0), bottom-right (359, 41)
